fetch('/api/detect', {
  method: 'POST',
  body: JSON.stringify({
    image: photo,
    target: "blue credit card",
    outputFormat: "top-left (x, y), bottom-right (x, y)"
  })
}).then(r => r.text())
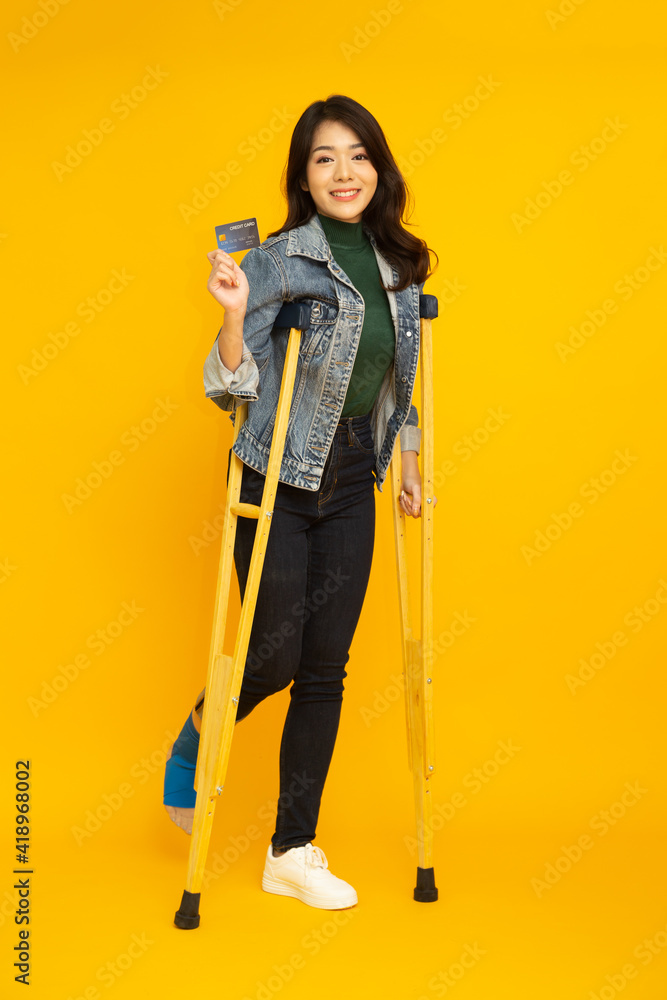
top-left (215, 217), bottom-right (260, 252)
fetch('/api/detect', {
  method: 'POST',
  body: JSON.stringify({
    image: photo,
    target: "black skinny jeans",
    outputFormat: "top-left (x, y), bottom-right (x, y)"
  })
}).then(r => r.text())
top-left (229, 412), bottom-right (376, 851)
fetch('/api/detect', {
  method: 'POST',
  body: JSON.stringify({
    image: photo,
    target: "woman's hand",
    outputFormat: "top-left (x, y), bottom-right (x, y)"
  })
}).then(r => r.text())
top-left (399, 450), bottom-right (438, 519)
top-left (206, 249), bottom-right (249, 314)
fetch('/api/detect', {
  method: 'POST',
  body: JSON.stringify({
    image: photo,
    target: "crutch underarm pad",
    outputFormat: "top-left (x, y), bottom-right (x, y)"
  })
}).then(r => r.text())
top-left (273, 302), bottom-right (312, 332)
top-left (419, 294), bottom-right (438, 319)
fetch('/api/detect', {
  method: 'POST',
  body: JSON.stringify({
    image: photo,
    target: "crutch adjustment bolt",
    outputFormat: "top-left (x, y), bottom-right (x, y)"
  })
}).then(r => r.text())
top-left (427, 498), bottom-right (432, 503)
top-left (216, 786), bottom-right (223, 794)
top-left (428, 766), bottom-right (434, 771)
top-left (232, 696), bottom-right (239, 703)
top-left (427, 678), bottom-right (432, 683)
top-left (266, 511), bottom-right (273, 519)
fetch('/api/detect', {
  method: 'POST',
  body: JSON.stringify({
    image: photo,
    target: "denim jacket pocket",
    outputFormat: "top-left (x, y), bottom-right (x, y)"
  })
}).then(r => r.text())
top-left (295, 298), bottom-right (338, 358)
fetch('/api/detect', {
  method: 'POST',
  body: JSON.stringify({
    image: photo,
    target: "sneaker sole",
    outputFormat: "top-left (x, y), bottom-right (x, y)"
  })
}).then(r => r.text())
top-left (261, 874), bottom-right (358, 909)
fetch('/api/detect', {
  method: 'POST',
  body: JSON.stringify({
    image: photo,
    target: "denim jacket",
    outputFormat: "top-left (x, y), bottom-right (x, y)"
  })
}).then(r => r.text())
top-left (203, 212), bottom-right (423, 492)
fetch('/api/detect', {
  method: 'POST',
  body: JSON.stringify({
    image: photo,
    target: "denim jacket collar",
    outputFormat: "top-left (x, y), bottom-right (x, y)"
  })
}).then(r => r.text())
top-left (285, 213), bottom-right (399, 280)
top-left (284, 213), bottom-right (413, 326)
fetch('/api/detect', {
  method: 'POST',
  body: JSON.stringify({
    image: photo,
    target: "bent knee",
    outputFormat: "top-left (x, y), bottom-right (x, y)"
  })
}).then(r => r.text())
top-left (244, 650), bottom-right (298, 695)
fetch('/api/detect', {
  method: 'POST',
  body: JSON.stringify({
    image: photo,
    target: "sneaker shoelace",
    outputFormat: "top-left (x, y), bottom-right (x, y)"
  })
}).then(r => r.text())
top-left (304, 843), bottom-right (328, 872)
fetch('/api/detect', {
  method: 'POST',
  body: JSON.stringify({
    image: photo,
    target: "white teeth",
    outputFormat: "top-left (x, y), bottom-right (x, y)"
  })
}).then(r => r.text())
top-left (331, 190), bottom-right (359, 198)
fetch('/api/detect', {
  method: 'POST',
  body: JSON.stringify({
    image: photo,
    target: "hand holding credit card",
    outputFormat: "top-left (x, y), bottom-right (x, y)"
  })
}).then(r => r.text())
top-left (207, 217), bottom-right (261, 311)
top-left (215, 217), bottom-right (261, 253)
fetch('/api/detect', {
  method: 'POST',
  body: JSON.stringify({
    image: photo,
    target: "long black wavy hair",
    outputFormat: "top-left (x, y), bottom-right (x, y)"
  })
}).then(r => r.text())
top-left (266, 94), bottom-right (438, 293)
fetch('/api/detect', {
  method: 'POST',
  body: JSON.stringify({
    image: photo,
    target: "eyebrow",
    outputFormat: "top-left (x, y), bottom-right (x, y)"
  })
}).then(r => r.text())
top-left (311, 142), bottom-right (366, 153)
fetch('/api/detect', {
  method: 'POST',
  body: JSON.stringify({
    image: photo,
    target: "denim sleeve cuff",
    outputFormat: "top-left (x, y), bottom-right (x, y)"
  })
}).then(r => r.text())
top-left (203, 333), bottom-right (260, 411)
top-left (400, 423), bottom-right (421, 454)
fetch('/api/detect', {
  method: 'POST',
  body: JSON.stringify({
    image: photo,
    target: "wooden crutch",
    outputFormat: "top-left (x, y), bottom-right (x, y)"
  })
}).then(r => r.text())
top-left (390, 292), bottom-right (439, 902)
top-left (174, 301), bottom-right (311, 930)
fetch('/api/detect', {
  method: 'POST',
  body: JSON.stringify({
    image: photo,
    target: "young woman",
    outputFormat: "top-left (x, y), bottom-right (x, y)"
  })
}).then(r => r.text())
top-left (164, 94), bottom-right (438, 910)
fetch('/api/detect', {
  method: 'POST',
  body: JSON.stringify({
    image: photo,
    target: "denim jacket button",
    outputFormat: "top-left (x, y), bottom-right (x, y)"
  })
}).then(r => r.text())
top-left (405, 330), bottom-right (412, 337)
top-left (401, 376), bottom-right (408, 383)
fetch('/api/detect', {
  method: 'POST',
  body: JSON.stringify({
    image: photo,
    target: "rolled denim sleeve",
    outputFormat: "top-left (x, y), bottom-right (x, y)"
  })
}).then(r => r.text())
top-left (399, 403), bottom-right (421, 453)
top-left (203, 246), bottom-right (288, 412)
top-left (203, 336), bottom-right (260, 410)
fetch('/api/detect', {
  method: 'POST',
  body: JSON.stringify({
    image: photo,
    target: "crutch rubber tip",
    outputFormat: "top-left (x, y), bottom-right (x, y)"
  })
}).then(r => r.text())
top-left (414, 867), bottom-right (438, 902)
top-left (174, 890), bottom-right (201, 929)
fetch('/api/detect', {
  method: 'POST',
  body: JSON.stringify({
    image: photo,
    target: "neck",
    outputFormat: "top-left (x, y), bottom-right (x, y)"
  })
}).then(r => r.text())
top-left (317, 211), bottom-right (367, 248)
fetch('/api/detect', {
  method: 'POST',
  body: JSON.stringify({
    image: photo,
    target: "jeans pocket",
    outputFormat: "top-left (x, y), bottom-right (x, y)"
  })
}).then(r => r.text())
top-left (352, 426), bottom-right (375, 454)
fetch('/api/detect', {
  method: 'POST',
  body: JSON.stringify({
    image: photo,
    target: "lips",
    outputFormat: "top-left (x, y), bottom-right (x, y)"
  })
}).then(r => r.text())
top-left (330, 189), bottom-right (360, 199)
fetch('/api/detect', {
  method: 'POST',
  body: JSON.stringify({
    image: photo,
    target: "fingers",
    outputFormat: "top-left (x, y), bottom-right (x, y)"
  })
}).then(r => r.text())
top-left (399, 485), bottom-right (434, 519)
top-left (399, 490), bottom-right (420, 519)
top-left (410, 483), bottom-right (421, 518)
top-left (208, 249), bottom-right (241, 287)
top-left (207, 249), bottom-right (235, 264)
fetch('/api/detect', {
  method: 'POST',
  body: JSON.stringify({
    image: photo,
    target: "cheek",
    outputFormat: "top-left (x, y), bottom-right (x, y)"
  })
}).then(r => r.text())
top-left (365, 169), bottom-right (379, 191)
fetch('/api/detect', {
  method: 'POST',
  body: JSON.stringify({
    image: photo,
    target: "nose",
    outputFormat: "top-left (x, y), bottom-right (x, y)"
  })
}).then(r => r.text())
top-left (334, 161), bottom-right (354, 182)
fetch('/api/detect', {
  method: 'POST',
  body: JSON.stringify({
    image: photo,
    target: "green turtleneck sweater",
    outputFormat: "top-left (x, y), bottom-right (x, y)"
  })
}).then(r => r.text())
top-left (317, 211), bottom-right (396, 418)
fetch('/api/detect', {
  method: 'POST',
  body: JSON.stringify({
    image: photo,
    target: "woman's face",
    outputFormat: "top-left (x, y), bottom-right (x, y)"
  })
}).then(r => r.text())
top-left (300, 120), bottom-right (378, 224)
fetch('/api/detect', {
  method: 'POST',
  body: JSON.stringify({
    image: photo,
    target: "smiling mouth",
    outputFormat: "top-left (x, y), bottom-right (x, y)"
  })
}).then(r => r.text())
top-left (330, 189), bottom-right (360, 199)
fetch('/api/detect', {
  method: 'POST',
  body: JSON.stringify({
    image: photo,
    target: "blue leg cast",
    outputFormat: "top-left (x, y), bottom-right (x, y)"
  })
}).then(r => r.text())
top-left (163, 713), bottom-right (200, 808)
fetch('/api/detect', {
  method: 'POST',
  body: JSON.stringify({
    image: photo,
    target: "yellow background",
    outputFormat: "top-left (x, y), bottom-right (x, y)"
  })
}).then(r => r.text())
top-left (2, 0), bottom-right (666, 997)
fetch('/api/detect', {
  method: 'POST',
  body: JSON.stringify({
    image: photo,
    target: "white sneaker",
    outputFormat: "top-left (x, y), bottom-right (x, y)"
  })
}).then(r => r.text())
top-left (262, 842), bottom-right (358, 909)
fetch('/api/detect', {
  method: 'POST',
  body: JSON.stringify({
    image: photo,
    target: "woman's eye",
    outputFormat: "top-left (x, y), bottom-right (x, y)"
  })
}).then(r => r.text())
top-left (315, 154), bottom-right (368, 163)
